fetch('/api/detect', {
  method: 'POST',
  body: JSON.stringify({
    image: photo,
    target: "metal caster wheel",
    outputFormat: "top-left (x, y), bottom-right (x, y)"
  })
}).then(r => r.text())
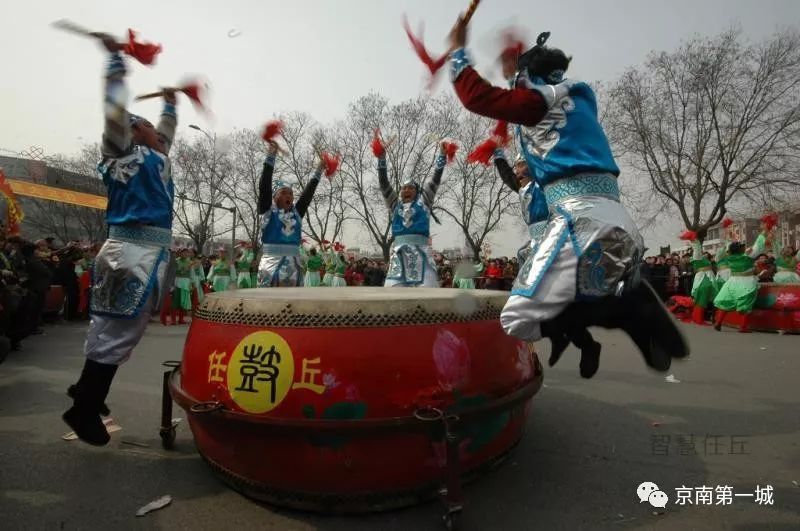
top-left (160, 425), bottom-right (176, 449)
top-left (443, 510), bottom-right (462, 531)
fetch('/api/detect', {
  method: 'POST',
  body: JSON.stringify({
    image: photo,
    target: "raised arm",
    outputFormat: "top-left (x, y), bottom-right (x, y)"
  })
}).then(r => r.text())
top-left (156, 92), bottom-right (178, 155)
top-left (377, 156), bottom-right (398, 211)
top-left (421, 148), bottom-right (447, 208)
top-left (692, 240), bottom-right (703, 261)
top-left (101, 50), bottom-right (132, 159)
top-left (257, 149), bottom-right (278, 215)
top-left (492, 149), bottom-right (520, 192)
top-left (749, 233), bottom-right (767, 258)
top-left (296, 164), bottom-right (323, 218)
top-left (449, 48), bottom-right (551, 127)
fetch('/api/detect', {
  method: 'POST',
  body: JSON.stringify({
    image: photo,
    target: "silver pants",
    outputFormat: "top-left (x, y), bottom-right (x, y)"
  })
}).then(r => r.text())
top-left (85, 291), bottom-right (154, 366)
top-left (501, 194), bottom-right (643, 342)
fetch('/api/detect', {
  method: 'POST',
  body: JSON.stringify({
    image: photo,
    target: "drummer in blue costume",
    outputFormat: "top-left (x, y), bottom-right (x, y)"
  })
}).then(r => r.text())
top-left (375, 135), bottom-right (450, 287)
top-left (257, 140), bottom-right (325, 287)
top-left (494, 148), bottom-right (601, 376)
top-left (64, 35), bottom-right (179, 445)
top-left (447, 20), bottom-right (688, 373)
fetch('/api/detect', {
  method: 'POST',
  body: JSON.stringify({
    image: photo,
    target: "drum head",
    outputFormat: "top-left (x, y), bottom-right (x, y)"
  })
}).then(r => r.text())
top-left (196, 287), bottom-right (509, 327)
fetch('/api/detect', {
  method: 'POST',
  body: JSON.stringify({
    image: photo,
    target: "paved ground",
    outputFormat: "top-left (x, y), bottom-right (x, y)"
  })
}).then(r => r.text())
top-left (1, 318), bottom-right (798, 531)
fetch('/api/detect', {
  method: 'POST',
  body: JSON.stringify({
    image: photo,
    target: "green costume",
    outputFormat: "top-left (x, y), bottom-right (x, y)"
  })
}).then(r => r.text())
top-left (773, 241), bottom-right (800, 284)
top-left (190, 261), bottom-right (205, 304)
top-left (330, 252), bottom-right (348, 287)
top-left (714, 240), bottom-right (731, 292)
top-left (713, 235), bottom-right (765, 313)
top-left (304, 254), bottom-right (323, 287)
top-left (207, 258), bottom-right (233, 292)
top-left (236, 249), bottom-right (255, 289)
top-left (321, 248), bottom-right (335, 287)
top-left (690, 240), bottom-right (717, 308)
top-left (172, 257), bottom-right (193, 310)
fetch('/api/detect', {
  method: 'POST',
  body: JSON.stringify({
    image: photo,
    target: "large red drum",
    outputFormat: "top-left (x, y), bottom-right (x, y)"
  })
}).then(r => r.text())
top-left (722, 283), bottom-right (800, 333)
top-left (170, 288), bottom-right (543, 512)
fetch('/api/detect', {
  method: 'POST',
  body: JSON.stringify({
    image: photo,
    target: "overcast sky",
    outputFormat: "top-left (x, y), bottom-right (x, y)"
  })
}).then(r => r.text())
top-left (1, 0), bottom-right (798, 254)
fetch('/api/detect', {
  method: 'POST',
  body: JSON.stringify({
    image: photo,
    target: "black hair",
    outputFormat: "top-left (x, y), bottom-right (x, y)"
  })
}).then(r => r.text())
top-left (729, 242), bottom-right (746, 255)
top-left (518, 32), bottom-right (572, 84)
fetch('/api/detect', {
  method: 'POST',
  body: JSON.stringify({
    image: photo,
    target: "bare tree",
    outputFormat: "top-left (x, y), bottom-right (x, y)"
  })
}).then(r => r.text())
top-left (225, 128), bottom-right (266, 247)
top-left (606, 28), bottom-right (800, 240)
top-left (437, 105), bottom-right (516, 260)
top-left (172, 136), bottom-right (233, 253)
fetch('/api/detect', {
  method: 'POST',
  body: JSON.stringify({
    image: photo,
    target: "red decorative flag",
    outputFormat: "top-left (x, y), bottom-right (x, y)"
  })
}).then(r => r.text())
top-left (123, 29), bottom-right (162, 65)
top-left (467, 138), bottom-right (499, 166)
top-left (760, 213), bottom-right (779, 230)
top-left (0, 169), bottom-right (24, 236)
top-left (371, 129), bottom-right (386, 158)
top-left (679, 230), bottom-right (697, 241)
top-left (402, 17), bottom-right (447, 86)
top-left (321, 152), bottom-right (341, 179)
top-left (721, 217), bottom-right (734, 229)
top-left (442, 141), bottom-right (458, 164)
top-left (499, 29), bottom-right (525, 62)
top-left (492, 120), bottom-right (510, 146)
top-left (179, 81), bottom-right (206, 111)
top-left (262, 120), bottom-right (284, 142)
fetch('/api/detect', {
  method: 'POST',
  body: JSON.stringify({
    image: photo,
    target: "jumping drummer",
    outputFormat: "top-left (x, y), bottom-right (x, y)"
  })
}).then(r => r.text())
top-left (445, 18), bottom-right (689, 371)
top-left (374, 134), bottom-right (450, 287)
top-left (63, 34), bottom-right (179, 446)
top-left (257, 140), bottom-right (326, 287)
top-left (494, 145), bottom-right (602, 377)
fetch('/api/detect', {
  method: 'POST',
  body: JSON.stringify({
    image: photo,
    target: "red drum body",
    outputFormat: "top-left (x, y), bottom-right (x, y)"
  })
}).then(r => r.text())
top-left (722, 283), bottom-right (800, 333)
top-left (171, 288), bottom-right (543, 512)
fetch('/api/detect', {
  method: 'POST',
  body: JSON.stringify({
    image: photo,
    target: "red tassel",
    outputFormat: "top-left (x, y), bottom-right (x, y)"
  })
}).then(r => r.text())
top-left (262, 120), bottom-right (284, 142)
top-left (321, 152), bottom-right (341, 178)
top-left (371, 129), bottom-right (386, 158)
top-left (123, 29), bottom-right (162, 66)
top-left (442, 141), bottom-right (458, 164)
top-left (179, 81), bottom-right (206, 110)
top-left (679, 230), bottom-right (697, 241)
top-left (492, 120), bottom-right (510, 146)
top-left (760, 213), bottom-right (779, 230)
top-left (467, 138), bottom-right (499, 166)
top-left (402, 17), bottom-right (447, 83)
top-left (722, 217), bottom-right (734, 229)
top-left (499, 29), bottom-right (525, 61)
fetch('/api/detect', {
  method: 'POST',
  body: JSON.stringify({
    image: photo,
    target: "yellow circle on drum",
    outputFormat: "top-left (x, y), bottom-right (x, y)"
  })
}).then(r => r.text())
top-left (226, 331), bottom-right (295, 413)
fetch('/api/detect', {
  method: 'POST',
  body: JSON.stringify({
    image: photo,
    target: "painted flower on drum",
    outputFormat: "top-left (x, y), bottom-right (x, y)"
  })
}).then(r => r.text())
top-left (516, 344), bottom-right (533, 380)
top-left (432, 329), bottom-right (471, 391)
top-left (775, 292), bottom-right (799, 309)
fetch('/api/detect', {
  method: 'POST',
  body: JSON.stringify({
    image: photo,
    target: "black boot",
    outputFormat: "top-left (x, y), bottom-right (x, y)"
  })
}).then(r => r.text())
top-left (63, 359), bottom-right (118, 446)
top-left (540, 319), bottom-right (570, 367)
top-left (565, 324), bottom-right (602, 379)
top-left (568, 281), bottom-right (689, 373)
top-left (67, 384), bottom-right (110, 417)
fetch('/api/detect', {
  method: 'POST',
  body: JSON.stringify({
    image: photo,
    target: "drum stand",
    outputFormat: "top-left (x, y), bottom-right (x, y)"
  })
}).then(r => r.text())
top-left (158, 361), bottom-right (182, 449)
top-left (159, 362), bottom-right (541, 530)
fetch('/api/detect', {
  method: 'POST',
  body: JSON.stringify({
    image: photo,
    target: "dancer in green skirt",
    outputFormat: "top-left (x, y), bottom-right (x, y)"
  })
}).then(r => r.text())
top-left (171, 247), bottom-right (192, 324)
top-left (679, 231), bottom-right (717, 325)
top-left (235, 241), bottom-right (255, 289)
top-left (304, 247), bottom-right (323, 287)
top-left (330, 243), bottom-right (348, 287)
top-left (207, 248), bottom-right (234, 292)
top-left (713, 218), bottom-right (772, 332)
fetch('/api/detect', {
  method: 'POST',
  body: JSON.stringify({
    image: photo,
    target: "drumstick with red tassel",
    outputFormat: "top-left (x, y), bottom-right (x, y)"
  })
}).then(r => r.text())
top-left (51, 20), bottom-right (162, 65)
top-left (135, 79), bottom-right (209, 112)
top-left (404, 0), bottom-right (481, 86)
